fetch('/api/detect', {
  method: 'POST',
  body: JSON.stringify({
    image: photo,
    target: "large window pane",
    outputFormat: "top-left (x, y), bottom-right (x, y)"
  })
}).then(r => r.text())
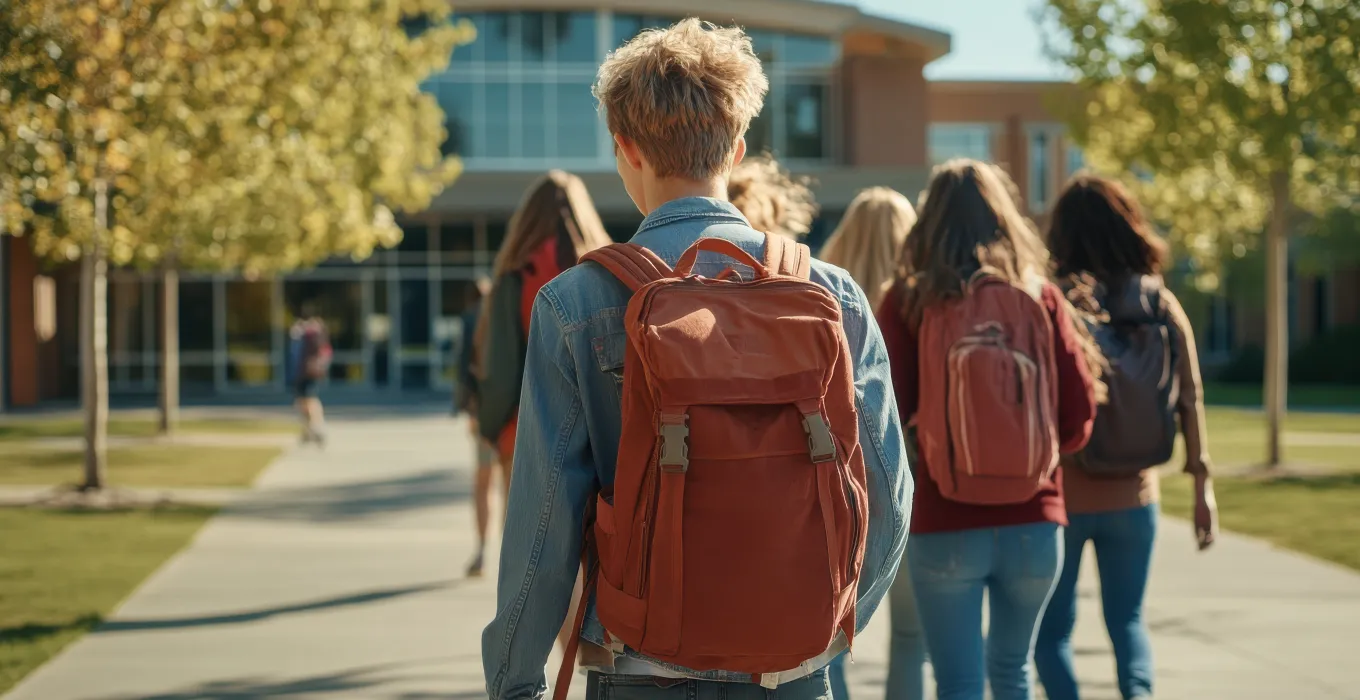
top-left (485, 83), bottom-right (512, 158)
top-left (400, 279), bottom-right (431, 349)
top-left (179, 281), bottom-right (214, 352)
top-left (517, 12), bottom-right (548, 63)
top-left (1029, 130), bottom-right (1052, 213)
top-left (785, 82), bottom-right (825, 159)
top-left (554, 12), bottom-right (596, 63)
top-left (521, 81), bottom-right (548, 159)
top-left (557, 79), bottom-right (599, 158)
top-left (928, 124), bottom-right (993, 164)
top-left (479, 13), bottom-right (510, 62)
top-left (784, 34), bottom-right (835, 67)
top-left (612, 14), bottom-right (671, 48)
top-left (747, 103), bottom-right (773, 155)
top-left (225, 281), bottom-right (272, 353)
top-left (438, 81), bottom-right (475, 158)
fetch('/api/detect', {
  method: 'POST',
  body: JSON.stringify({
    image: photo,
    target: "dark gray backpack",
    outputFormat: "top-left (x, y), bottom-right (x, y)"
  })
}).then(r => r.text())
top-left (1078, 276), bottom-right (1180, 477)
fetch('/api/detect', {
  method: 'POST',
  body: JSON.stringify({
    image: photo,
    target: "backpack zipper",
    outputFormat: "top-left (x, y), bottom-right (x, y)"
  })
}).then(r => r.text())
top-left (635, 447), bottom-right (660, 596)
top-left (837, 451), bottom-right (861, 583)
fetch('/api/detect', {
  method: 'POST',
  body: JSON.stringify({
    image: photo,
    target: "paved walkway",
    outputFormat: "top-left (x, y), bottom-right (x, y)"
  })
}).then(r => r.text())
top-left (6, 415), bottom-right (1360, 700)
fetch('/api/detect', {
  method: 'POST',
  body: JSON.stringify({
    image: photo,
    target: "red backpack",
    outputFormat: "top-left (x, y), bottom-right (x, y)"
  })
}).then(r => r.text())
top-left (555, 234), bottom-right (867, 697)
top-left (915, 272), bottom-right (1060, 504)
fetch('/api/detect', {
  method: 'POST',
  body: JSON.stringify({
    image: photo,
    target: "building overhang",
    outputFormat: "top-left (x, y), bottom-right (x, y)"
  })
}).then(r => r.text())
top-left (451, 0), bottom-right (951, 63)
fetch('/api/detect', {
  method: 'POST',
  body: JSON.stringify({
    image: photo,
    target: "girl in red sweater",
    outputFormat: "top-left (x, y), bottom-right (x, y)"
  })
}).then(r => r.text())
top-left (876, 160), bottom-right (1099, 700)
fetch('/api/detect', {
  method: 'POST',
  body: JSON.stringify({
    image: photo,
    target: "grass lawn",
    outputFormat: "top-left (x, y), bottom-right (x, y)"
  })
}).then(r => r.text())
top-left (1177, 408), bottom-right (1360, 472)
top-left (1204, 383), bottom-right (1360, 409)
top-left (1160, 407), bottom-right (1360, 571)
top-left (0, 417), bottom-right (295, 442)
top-left (0, 444), bottom-right (283, 488)
top-left (1161, 473), bottom-right (1360, 572)
top-left (0, 506), bottom-right (215, 694)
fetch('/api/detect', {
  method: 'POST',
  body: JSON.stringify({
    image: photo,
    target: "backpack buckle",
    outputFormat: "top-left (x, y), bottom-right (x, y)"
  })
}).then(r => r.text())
top-left (658, 417), bottom-right (690, 473)
top-left (802, 413), bottom-right (837, 463)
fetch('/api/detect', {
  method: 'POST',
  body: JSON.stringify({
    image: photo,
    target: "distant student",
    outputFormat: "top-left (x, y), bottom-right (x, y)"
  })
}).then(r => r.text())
top-left (819, 185), bottom-right (923, 700)
top-left (876, 159), bottom-right (1099, 700)
top-left (728, 153), bottom-right (818, 239)
top-left (482, 19), bottom-right (911, 700)
top-left (1035, 174), bottom-right (1217, 700)
top-left (288, 304), bottom-right (331, 446)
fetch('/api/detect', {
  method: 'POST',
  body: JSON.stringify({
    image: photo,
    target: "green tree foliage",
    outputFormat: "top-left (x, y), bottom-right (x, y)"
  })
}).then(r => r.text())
top-left (1, 0), bottom-right (470, 483)
top-left (1042, 0), bottom-right (1358, 270)
top-left (2, 0), bottom-right (469, 271)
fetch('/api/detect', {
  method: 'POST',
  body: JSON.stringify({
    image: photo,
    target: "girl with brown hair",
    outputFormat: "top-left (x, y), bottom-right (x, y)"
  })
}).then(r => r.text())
top-left (471, 170), bottom-right (612, 575)
top-left (875, 159), bottom-right (1099, 700)
top-left (727, 153), bottom-right (818, 239)
top-left (1035, 173), bottom-right (1217, 700)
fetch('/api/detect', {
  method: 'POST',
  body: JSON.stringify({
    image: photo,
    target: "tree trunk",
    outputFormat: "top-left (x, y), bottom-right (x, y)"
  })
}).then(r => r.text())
top-left (80, 179), bottom-right (110, 491)
top-left (1263, 170), bottom-right (1290, 469)
top-left (158, 265), bottom-right (179, 436)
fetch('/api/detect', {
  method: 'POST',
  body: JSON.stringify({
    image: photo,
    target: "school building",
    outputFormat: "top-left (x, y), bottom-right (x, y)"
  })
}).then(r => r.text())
top-left (1, 0), bottom-right (1353, 407)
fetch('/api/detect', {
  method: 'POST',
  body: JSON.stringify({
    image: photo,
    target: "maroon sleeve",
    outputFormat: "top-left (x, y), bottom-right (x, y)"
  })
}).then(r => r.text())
top-left (1042, 284), bottom-right (1097, 454)
top-left (875, 284), bottom-right (919, 422)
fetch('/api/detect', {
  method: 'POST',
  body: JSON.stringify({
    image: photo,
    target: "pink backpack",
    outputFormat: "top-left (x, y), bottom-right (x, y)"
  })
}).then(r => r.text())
top-left (915, 272), bottom-right (1060, 504)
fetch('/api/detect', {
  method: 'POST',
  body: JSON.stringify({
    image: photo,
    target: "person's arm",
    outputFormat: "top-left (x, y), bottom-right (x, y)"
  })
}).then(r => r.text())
top-left (482, 290), bottom-right (596, 699)
top-left (477, 274), bottom-right (526, 443)
top-left (874, 285), bottom-right (919, 422)
top-left (843, 283), bottom-right (912, 632)
top-left (1042, 285), bottom-right (1098, 454)
top-left (1163, 289), bottom-right (1218, 549)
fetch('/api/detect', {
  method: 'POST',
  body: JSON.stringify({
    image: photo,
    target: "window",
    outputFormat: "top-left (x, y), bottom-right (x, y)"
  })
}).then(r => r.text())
top-left (1066, 144), bottom-right (1085, 178)
top-left (928, 124), bottom-right (992, 164)
top-left (1029, 131), bottom-right (1051, 213)
top-left (429, 13), bottom-right (835, 168)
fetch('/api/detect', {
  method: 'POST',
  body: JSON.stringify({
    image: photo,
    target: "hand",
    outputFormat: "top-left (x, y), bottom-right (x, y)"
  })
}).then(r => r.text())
top-left (1193, 474), bottom-right (1218, 551)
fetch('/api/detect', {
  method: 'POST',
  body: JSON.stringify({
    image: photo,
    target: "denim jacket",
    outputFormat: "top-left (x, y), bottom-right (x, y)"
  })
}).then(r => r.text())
top-left (482, 197), bottom-right (912, 699)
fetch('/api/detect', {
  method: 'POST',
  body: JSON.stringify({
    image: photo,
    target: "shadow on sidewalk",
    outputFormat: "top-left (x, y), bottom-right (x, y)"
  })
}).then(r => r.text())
top-left (96, 581), bottom-right (458, 634)
top-left (224, 469), bottom-right (472, 523)
top-left (88, 658), bottom-right (485, 699)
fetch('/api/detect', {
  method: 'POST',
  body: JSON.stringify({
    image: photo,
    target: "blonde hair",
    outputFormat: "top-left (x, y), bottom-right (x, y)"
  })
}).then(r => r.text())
top-left (594, 18), bottom-right (768, 180)
top-left (728, 154), bottom-right (818, 239)
top-left (820, 187), bottom-right (915, 309)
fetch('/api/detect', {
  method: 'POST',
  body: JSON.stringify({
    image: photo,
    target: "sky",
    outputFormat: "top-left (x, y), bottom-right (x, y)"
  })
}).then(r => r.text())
top-left (849, 0), bottom-right (1069, 81)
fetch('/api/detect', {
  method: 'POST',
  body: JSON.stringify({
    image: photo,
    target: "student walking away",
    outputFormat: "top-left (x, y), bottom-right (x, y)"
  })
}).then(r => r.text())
top-left (456, 278), bottom-right (506, 579)
top-left (482, 19), bottom-right (911, 700)
top-left (728, 153), bottom-right (818, 239)
top-left (876, 159), bottom-right (1099, 700)
top-left (475, 170), bottom-right (613, 468)
top-left (1035, 174), bottom-right (1217, 700)
top-left (816, 185), bottom-right (920, 699)
top-left (289, 305), bottom-right (332, 446)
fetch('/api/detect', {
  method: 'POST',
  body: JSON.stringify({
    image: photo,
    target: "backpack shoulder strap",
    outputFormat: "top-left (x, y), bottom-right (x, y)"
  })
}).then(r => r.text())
top-left (762, 233), bottom-right (812, 280)
top-left (580, 243), bottom-right (674, 292)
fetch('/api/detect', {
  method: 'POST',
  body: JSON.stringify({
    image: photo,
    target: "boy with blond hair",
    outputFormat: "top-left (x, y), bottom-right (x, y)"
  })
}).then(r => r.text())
top-left (482, 19), bottom-right (910, 700)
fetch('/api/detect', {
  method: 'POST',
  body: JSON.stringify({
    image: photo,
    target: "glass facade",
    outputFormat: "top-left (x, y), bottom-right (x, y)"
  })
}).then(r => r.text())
top-left (927, 124), bottom-right (992, 164)
top-left (425, 11), bottom-right (837, 169)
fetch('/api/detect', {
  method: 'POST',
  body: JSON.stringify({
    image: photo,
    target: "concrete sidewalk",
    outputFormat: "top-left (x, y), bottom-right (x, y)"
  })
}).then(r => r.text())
top-left (6, 415), bottom-right (1359, 700)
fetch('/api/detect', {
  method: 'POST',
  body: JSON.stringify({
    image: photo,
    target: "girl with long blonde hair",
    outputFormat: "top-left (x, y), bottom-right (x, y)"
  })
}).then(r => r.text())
top-left (727, 153), bottom-right (818, 239)
top-left (820, 187), bottom-right (916, 309)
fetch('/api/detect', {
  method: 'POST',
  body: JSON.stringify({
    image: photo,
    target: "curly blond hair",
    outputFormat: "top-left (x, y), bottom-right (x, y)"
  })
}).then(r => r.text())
top-left (594, 18), bottom-right (768, 180)
top-left (728, 154), bottom-right (818, 239)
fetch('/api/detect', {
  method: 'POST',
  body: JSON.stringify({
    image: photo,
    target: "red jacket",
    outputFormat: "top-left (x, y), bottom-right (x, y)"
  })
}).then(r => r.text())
top-left (876, 282), bottom-right (1097, 534)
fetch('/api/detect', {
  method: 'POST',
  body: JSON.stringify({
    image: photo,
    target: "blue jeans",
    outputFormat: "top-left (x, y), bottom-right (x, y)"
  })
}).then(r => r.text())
top-left (909, 522), bottom-right (1063, 700)
top-left (828, 655), bottom-right (849, 699)
top-left (1035, 504), bottom-right (1157, 700)
top-left (885, 568), bottom-right (928, 700)
top-left (586, 670), bottom-right (832, 699)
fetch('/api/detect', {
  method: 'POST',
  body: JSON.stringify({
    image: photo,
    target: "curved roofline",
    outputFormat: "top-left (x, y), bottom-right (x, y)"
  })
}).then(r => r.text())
top-left (451, 0), bottom-right (951, 62)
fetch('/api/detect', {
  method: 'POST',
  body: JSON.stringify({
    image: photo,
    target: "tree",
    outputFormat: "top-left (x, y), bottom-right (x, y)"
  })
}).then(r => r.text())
top-left (1, 0), bottom-right (467, 486)
top-left (1041, 0), bottom-right (1360, 467)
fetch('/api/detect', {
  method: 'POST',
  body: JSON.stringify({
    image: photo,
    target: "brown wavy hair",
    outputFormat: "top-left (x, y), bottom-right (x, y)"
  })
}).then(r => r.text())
top-left (895, 159), bottom-right (1050, 326)
top-left (1047, 173), bottom-right (1168, 283)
